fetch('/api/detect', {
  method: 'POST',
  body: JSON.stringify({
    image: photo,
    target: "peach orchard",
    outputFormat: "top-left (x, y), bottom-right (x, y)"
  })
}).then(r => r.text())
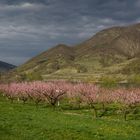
top-left (0, 81), bottom-right (140, 120)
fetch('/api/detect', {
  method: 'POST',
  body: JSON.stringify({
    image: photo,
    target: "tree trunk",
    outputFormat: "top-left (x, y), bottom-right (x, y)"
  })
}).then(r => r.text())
top-left (93, 107), bottom-right (97, 118)
top-left (35, 101), bottom-right (39, 109)
top-left (91, 105), bottom-right (97, 119)
top-left (57, 101), bottom-right (60, 107)
top-left (10, 99), bottom-right (14, 103)
top-left (124, 109), bottom-right (127, 121)
top-left (99, 103), bottom-right (107, 117)
top-left (102, 103), bottom-right (105, 111)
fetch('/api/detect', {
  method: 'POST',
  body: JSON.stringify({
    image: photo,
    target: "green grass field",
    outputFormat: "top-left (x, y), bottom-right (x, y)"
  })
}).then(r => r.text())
top-left (0, 96), bottom-right (140, 140)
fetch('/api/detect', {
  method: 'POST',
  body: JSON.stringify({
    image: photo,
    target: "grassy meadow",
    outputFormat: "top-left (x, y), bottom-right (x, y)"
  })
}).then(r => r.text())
top-left (0, 95), bottom-right (140, 140)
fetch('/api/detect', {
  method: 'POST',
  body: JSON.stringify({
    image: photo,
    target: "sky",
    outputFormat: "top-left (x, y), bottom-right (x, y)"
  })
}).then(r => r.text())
top-left (0, 0), bottom-right (140, 65)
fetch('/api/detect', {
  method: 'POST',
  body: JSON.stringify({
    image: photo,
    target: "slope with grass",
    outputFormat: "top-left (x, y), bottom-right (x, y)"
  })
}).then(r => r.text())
top-left (8, 23), bottom-right (140, 81)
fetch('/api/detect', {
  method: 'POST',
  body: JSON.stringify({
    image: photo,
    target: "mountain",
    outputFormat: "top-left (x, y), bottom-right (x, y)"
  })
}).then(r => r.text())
top-left (0, 61), bottom-right (16, 72)
top-left (12, 23), bottom-right (140, 81)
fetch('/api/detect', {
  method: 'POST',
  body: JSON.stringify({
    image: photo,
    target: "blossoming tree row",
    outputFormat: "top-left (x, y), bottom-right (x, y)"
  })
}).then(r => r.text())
top-left (0, 81), bottom-right (140, 120)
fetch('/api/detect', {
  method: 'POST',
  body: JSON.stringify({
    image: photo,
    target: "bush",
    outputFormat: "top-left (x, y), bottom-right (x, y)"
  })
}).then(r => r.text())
top-left (17, 73), bottom-right (43, 81)
top-left (100, 76), bottom-right (120, 88)
top-left (128, 74), bottom-right (140, 85)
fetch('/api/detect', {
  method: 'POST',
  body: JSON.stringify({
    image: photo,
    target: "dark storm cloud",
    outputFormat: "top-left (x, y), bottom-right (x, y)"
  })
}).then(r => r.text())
top-left (0, 0), bottom-right (140, 65)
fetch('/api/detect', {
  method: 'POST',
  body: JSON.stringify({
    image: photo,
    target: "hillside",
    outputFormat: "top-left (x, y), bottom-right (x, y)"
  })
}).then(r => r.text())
top-left (0, 61), bottom-right (16, 73)
top-left (12, 23), bottom-right (140, 81)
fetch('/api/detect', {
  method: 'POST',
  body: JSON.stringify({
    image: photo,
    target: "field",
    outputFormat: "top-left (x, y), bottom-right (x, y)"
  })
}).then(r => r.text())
top-left (0, 95), bottom-right (140, 140)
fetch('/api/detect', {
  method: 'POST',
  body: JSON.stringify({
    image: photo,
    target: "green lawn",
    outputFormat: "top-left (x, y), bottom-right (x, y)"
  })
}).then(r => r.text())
top-left (0, 96), bottom-right (140, 140)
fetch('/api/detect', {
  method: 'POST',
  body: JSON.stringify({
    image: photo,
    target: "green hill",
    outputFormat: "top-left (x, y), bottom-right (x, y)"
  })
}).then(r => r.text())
top-left (7, 23), bottom-right (140, 82)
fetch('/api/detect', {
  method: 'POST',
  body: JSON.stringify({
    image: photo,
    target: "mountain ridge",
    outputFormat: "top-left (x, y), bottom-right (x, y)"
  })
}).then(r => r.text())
top-left (0, 61), bottom-right (16, 73)
top-left (7, 23), bottom-right (140, 81)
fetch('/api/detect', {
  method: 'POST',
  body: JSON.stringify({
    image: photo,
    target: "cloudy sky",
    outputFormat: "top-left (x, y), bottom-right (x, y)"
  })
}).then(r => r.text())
top-left (0, 0), bottom-right (140, 65)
